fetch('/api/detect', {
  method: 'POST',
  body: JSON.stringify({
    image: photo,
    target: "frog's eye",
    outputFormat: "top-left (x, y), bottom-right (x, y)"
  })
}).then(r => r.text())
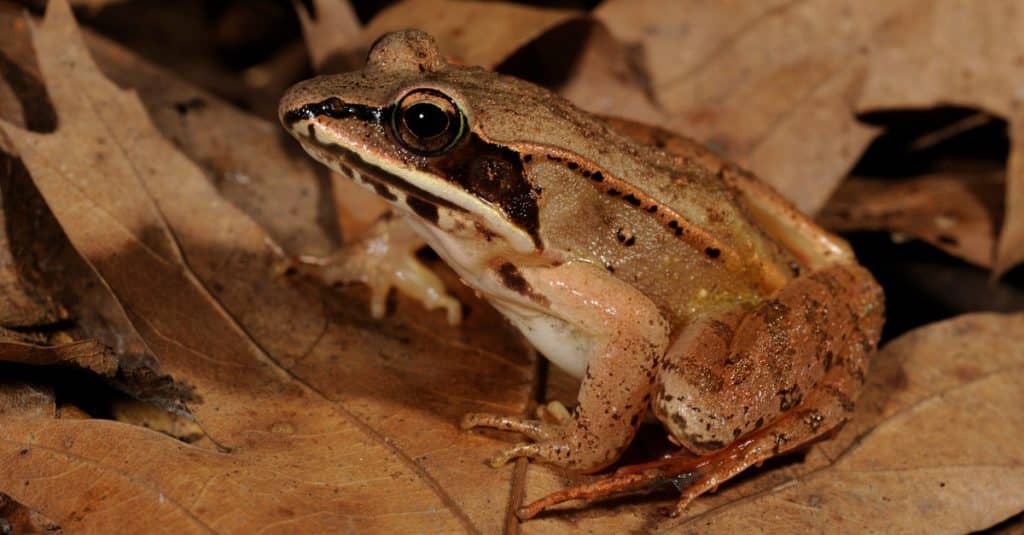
top-left (391, 89), bottom-right (466, 155)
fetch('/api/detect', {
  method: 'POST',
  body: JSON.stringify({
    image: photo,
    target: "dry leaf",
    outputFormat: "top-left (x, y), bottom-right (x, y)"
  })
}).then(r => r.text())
top-left (0, 492), bottom-right (60, 534)
top-left (597, 0), bottom-right (1024, 272)
top-left (818, 172), bottom-right (1004, 268)
top-left (0, 2), bottom-right (536, 532)
top-left (0, 339), bottom-right (117, 375)
top-left (1, 1), bottom-right (1022, 532)
top-left (849, 1), bottom-right (1024, 274)
top-left (293, 0), bottom-right (361, 71)
top-left (361, 0), bottom-right (582, 69)
top-left (0, 383), bottom-right (53, 419)
top-left (596, 0), bottom-right (884, 213)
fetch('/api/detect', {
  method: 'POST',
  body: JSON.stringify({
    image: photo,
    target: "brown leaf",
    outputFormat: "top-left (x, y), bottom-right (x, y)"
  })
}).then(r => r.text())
top-left (361, 0), bottom-right (582, 69)
top-left (596, 0), bottom-right (885, 213)
top-left (0, 383), bottom-right (53, 419)
top-left (544, 22), bottom-right (662, 124)
top-left (658, 313), bottom-right (1024, 532)
top-left (0, 492), bottom-right (60, 534)
top-left (818, 172), bottom-right (1004, 267)
top-left (0, 339), bottom-right (117, 376)
top-left (294, 0), bottom-right (362, 71)
top-left (1002, 119), bottom-right (1024, 274)
top-left (849, 1), bottom-right (1024, 274)
top-left (0, 1), bottom-right (536, 532)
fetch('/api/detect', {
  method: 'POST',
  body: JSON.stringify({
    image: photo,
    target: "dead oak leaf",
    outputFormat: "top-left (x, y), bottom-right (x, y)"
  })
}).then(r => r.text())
top-left (0, 338), bottom-right (117, 376)
top-left (598, 0), bottom-right (1024, 272)
top-left (850, 1), bottom-right (1024, 274)
top-left (293, 0), bottom-right (362, 72)
top-left (818, 172), bottom-right (1004, 268)
top-left (361, 0), bottom-right (582, 69)
top-left (0, 1), bottom-right (537, 532)
top-left (596, 0), bottom-right (886, 214)
top-left (350, 0), bottom-right (662, 123)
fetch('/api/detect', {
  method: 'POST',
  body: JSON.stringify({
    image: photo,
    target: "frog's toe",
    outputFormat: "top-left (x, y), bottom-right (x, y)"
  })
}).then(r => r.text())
top-left (461, 412), bottom-right (559, 441)
top-left (535, 400), bottom-right (572, 425)
top-left (487, 442), bottom-right (542, 467)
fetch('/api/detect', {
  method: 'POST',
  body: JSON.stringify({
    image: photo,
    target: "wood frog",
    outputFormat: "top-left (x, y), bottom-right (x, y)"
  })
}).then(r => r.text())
top-left (279, 30), bottom-right (884, 519)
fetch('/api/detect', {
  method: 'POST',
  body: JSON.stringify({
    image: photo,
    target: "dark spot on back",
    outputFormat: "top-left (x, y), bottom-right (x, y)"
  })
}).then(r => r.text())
top-left (705, 247), bottom-right (721, 259)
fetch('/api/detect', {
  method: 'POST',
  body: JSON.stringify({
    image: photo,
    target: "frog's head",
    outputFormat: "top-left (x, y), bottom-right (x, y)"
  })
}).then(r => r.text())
top-left (280, 30), bottom-right (555, 253)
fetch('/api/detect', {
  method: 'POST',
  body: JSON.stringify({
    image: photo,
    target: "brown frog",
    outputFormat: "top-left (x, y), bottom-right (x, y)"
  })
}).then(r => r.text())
top-left (279, 30), bottom-right (884, 519)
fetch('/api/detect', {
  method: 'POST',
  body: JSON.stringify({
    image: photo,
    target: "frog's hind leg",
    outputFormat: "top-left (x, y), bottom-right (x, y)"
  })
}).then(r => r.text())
top-left (517, 321), bottom-right (878, 520)
top-left (517, 264), bottom-right (884, 520)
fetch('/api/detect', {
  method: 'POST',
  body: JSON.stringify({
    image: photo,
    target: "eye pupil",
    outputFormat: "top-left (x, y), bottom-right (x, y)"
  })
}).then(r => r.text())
top-left (404, 102), bottom-right (449, 139)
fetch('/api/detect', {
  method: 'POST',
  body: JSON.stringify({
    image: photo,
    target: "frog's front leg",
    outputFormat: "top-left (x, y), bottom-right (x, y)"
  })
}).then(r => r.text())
top-left (462, 262), bottom-right (670, 472)
top-left (291, 215), bottom-right (462, 325)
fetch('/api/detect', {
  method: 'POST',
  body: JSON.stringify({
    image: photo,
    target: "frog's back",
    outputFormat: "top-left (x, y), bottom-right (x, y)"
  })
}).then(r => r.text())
top-left (447, 70), bottom-right (799, 325)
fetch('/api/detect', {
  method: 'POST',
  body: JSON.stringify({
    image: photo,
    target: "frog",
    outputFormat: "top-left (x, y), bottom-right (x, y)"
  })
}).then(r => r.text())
top-left (278, 30), bottom-right (885, 519)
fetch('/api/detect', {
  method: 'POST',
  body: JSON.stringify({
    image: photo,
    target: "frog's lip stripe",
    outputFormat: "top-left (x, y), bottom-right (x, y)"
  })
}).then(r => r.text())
top-left (306, 128), bottom-right (468, 216)
top-left (285, 98), bottom-right (462, 213)
top-left (287, 96), bottom-right (542, 252)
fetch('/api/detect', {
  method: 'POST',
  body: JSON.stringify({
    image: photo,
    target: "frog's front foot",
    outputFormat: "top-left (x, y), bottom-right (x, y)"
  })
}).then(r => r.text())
top-left (290, 217), bottom-right (462, 325)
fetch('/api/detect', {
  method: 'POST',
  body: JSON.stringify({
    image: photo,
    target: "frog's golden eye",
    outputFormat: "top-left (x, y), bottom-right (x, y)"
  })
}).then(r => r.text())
top-left (391, 89), bottom-right (466, 156)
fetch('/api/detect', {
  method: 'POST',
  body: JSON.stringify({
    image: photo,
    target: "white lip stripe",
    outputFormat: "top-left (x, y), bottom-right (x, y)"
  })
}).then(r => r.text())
top-left (298, 120), bottom-right (538, 253)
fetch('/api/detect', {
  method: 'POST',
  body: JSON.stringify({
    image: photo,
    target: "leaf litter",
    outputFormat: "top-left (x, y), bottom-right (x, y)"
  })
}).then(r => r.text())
top-left (0, 0), bottom-right (1022, 533)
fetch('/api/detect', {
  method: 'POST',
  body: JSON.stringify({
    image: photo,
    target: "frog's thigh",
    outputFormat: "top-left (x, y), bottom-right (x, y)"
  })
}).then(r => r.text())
top-left (473, 261), bottom-right (670, 472)
top-left (654, 264), bottom-right (881, 454)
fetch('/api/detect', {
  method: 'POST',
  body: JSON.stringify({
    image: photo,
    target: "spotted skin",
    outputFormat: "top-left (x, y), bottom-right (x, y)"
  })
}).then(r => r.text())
top-left (519, 267), bottom-right (882, 518)
top-left (278, 30), bottom-right (886, 520)
top-left (653, 263), bottom-right (882, 454)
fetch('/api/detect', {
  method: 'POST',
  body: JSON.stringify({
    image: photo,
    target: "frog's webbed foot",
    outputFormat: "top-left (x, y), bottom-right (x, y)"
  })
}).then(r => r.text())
top-left (289, 217), bottom-right (462, 325)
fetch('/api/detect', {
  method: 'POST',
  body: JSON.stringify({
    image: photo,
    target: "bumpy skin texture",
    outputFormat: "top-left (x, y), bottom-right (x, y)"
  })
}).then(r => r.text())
top-left (278, 30), bottom-right (886, 517)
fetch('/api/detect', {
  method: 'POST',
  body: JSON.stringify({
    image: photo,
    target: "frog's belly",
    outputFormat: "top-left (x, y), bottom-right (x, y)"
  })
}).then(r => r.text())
top-left (488, 301), bottom-right (591, 379)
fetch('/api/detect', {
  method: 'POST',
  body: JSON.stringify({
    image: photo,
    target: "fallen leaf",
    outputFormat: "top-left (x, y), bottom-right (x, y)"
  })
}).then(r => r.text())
top-left (0, 1), bottom-right (536, 532)
top-left (848, 1), bottom-right (1024, 274)
top-left (1001, 118), bottom-right (1024, 273)
top-left (0, 492), bottom-right (60, 534)
top-left (818, 172), bottom-right (1004, 268)
top-left (0, 339), bottom-right (117, 375)
top-left (596, 0), bottom-right (885, 213)
top-left (598, 0), bottom-right (1024, 271)
top-left (361, 0), bottom-right (582, 69)
top-left (0, 383), bottom-right (53, 419)
top-left (294, 0), bottom-right (362, 71)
